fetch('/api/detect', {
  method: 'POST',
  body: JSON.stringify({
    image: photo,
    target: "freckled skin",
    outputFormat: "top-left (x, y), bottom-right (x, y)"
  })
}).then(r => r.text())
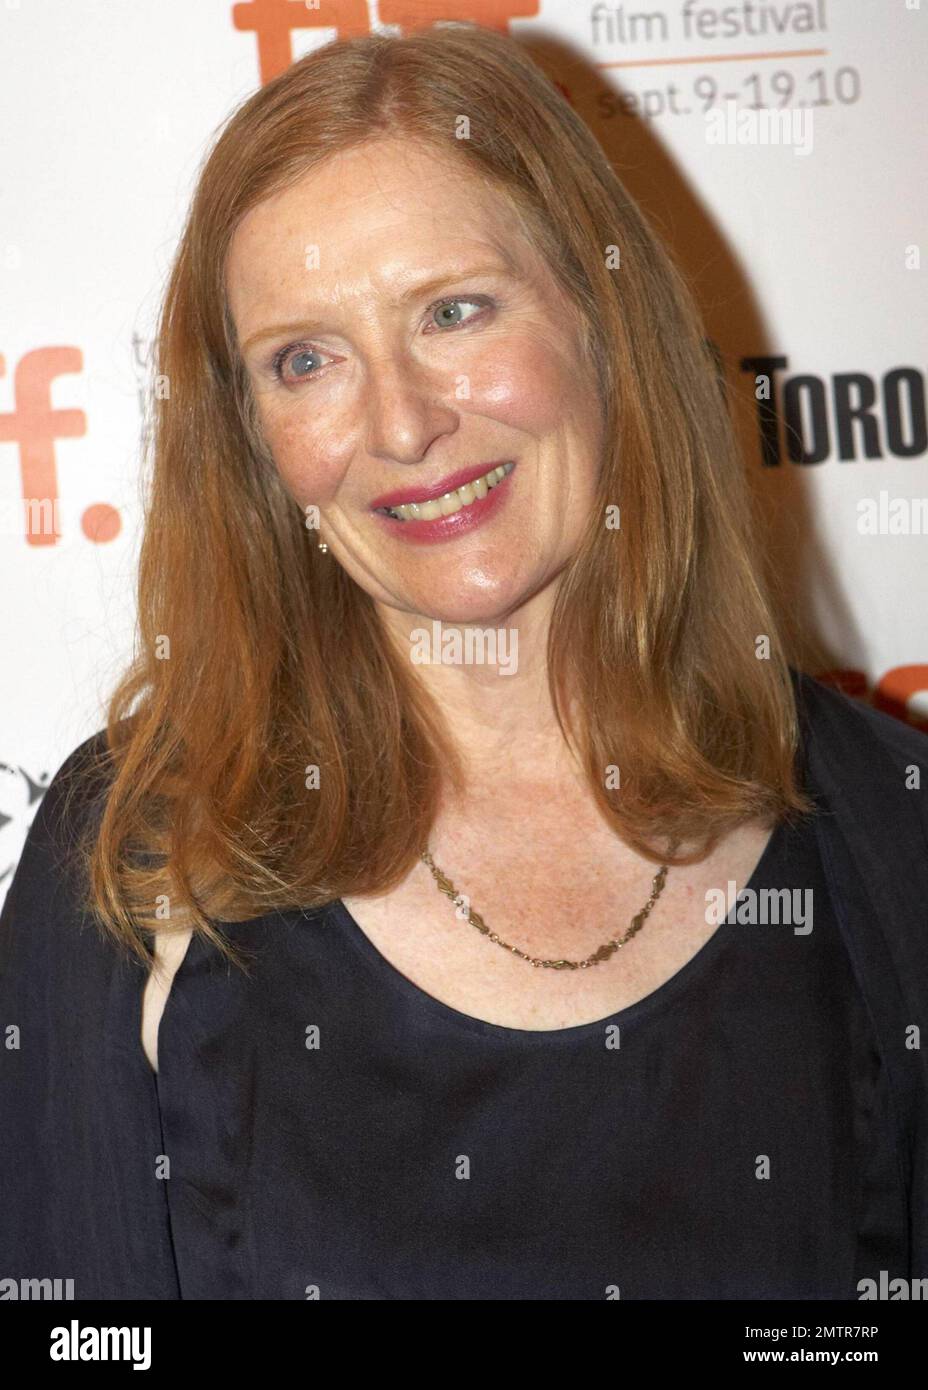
top-left (226, 135), bottom-right (604, 635)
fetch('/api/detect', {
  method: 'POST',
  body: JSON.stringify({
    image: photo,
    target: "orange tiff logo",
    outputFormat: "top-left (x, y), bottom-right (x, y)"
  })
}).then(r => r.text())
top-left (231, 0), bottom-right (540, 84)
top-left (0, 346), bottom-right (119, 547)
top-left (0, 348), bottom-right (86, 547)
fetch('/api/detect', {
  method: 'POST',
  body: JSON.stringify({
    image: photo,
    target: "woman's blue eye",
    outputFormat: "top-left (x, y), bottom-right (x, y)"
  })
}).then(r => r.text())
top-left (429, 297), bottom-right (486, 329)
top-left (272, 344), bottom-right (322, 383)
top-left (270, 296), bottom-right (490, 385)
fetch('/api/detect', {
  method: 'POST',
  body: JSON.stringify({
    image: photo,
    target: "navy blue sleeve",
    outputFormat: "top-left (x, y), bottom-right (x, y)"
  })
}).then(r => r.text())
top-left (0, 732), bottom-right (180, 1299)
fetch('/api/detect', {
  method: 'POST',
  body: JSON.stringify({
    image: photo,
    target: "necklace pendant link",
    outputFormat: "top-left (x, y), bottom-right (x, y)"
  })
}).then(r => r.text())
top-left (421, 845), bottom-right (672, 970)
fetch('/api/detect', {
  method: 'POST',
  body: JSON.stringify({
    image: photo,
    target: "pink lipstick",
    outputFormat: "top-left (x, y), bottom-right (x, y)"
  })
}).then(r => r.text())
top-left (370, 460), bottom-right (516, 545)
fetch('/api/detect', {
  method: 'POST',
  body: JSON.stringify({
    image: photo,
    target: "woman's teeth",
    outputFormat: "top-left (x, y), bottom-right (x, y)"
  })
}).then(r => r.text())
top-left (378, 462), bottom-right (514, 521)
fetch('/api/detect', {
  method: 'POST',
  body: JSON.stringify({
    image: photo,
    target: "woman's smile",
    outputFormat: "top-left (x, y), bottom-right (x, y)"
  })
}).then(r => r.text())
top-left (371, 461), bottom-right (516, 544)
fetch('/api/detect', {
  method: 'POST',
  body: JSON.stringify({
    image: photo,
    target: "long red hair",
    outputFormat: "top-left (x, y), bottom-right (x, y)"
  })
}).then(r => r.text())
top-left (76, 24), bottom-right (811, 968)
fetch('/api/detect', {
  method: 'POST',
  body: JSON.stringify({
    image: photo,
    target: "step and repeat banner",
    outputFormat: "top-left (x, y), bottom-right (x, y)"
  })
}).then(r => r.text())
top-left (1, 0), bottom-right (926, 900)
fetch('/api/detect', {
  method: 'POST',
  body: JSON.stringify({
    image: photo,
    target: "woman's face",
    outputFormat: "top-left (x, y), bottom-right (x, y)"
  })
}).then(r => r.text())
top-left (227, 135), bottom-right (604, 626)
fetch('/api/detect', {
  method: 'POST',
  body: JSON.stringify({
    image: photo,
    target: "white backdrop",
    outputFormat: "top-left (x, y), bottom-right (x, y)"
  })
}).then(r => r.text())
top-left (1, 0), bottom-right (926, 902)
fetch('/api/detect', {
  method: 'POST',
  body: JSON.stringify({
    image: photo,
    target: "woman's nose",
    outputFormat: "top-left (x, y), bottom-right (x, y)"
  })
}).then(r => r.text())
top-left (362, 349), bottom-right (460, 465)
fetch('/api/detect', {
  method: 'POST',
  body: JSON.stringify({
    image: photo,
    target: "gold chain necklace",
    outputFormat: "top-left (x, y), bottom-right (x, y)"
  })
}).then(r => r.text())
top-left (419, 847), bottom-right (671, 971)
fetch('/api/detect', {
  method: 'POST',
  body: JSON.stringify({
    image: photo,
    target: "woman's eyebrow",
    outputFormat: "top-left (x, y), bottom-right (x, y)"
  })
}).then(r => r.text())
top-left (238, 262), bottom-right (516, 356)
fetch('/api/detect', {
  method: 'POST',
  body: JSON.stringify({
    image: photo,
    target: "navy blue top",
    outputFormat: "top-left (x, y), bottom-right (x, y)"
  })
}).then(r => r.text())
top-left (1, 673), bottom-right (926, 1300)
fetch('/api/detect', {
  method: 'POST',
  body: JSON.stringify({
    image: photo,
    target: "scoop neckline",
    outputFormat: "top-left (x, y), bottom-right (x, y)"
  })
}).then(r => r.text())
top-left (331, 818), bottom-right (786, 1044)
